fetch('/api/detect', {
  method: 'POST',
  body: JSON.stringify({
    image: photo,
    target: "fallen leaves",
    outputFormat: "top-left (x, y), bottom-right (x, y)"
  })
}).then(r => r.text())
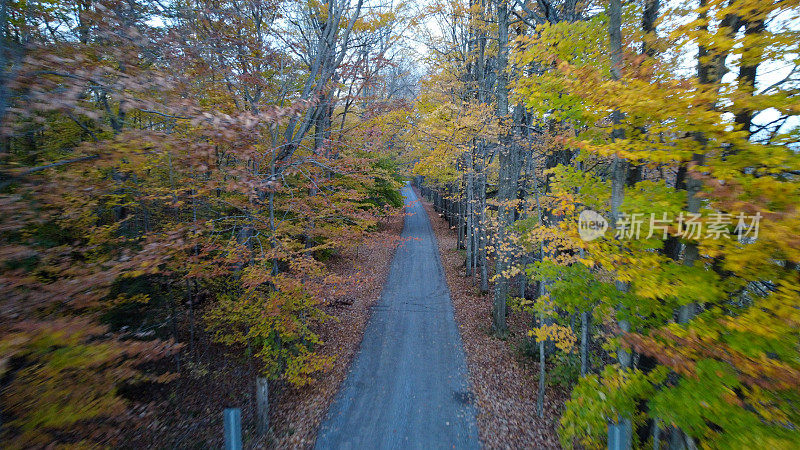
top-left (267, 210), bottom-right (405, 449)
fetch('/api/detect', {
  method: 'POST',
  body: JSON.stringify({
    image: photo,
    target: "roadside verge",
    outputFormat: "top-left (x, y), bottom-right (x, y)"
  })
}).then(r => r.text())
top-left (270, 211), bottom-right (405, 448)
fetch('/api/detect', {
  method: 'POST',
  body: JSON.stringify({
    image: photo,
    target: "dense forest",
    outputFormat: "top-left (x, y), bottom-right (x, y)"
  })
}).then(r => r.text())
top-left (0, 0), bottom-right (411, 446)
top-left (412, 0), bottom-right (800, 448)
top-left (0, 0), bottom-right (798, 448)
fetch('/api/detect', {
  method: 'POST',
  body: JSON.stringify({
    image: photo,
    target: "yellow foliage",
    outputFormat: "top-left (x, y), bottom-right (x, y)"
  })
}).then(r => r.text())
top-left (528, 324), bottom-right (577, 353)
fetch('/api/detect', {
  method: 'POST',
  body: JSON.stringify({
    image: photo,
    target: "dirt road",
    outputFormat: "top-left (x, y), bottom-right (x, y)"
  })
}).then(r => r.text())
top-left (314, 184), bottom-right (480, 449)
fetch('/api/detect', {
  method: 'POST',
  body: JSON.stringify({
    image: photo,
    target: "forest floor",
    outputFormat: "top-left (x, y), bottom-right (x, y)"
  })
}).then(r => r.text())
top-left (117, 210), bottom-right (404, 449)
top-left (416, 186), bottom-right (566, 449)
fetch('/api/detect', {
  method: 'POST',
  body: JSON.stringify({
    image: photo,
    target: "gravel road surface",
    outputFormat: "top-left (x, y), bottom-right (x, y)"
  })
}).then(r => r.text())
top-left (315, 184), bottom-right (480, 450)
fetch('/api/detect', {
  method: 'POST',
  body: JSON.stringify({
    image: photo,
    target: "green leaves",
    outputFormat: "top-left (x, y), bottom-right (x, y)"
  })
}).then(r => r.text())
top-left (650, 358), bottom-right (800, 449)
top-left (527, 261), bottom-right (616, 314)
top-left (560, 366), bottom-right (668, 449)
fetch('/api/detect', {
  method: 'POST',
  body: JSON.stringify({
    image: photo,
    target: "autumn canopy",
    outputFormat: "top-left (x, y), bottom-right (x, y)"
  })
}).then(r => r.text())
top-left (1, 0), bottom-right (799, 448)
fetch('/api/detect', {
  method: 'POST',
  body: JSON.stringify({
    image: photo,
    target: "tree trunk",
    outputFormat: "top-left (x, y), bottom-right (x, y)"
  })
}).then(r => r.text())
top-left (466, 159), bottom-right (475, 277)
top-left (608, 0), bottom-right (633, 443)
top-left (580, 309), bottom-right (590, 376)
top-left (479, 160), bottom-right (489, 293)
top-left (537, 335), bottom-right (546, 418)
top-left (492, 0), bottom-right (520, 335)
top-left (678, 1), bottom-right (741, 326)
top-left (611, 155), bottom-right (631, 370)
top-left (733, 17), bottom-right (765, 137)
top-left (678, 151), bottom-right (703, 324)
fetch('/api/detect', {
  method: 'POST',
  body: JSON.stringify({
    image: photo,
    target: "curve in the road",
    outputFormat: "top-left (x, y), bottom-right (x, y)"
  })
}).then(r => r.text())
top-left (314, 184), bottom-right (480, 450)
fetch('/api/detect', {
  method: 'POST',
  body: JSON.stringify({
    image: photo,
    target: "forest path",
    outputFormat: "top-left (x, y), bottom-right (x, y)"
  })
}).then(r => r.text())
top-left (314, 184), bottom-right (480, 450)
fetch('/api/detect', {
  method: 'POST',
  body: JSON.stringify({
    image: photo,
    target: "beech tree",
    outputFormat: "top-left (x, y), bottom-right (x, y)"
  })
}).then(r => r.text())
top-left (0, 0), bottom-right (409, 445)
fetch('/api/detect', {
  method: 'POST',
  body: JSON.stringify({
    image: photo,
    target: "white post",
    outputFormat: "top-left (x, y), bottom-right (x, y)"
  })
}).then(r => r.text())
top-left (256, 376), bottom-right (269, 435)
